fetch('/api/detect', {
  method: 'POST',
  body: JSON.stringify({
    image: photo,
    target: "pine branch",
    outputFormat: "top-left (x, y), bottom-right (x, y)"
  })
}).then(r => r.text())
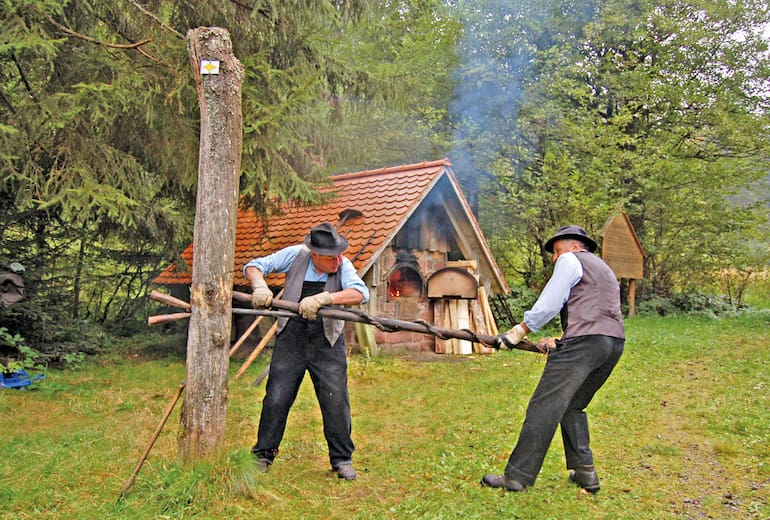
top-left (125, 0), bottom-right (185, 40)
top-left (47, 17), bottom-right (152, 49)
top-left (11, 54), bottom-right (36, 102)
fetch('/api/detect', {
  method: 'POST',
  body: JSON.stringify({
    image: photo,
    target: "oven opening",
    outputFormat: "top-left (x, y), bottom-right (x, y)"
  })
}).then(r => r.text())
top-left (388, 265), bottom-right (423, 298)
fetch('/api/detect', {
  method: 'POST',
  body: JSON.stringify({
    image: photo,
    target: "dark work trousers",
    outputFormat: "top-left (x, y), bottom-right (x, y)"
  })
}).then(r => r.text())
top-left (504, 334), bottom-right (624, 486)
top-left (253, 283), bottom-right (353, 470)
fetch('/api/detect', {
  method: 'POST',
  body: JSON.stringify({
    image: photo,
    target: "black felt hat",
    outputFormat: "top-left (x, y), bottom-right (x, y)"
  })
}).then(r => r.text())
top-left (544, 225), bottom-right (597, 253)
top-left (304, 222), bottom-right (349, 256)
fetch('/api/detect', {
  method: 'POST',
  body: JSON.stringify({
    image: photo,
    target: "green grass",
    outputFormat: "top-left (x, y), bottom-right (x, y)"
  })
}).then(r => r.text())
top-left (744, 278), bottom-right (770, 309)
top-left (1, 311), bottom-right (768, 519)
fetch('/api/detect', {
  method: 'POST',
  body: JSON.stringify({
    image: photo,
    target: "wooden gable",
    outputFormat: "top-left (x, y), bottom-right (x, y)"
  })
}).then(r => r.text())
top-left (600, 211), bottom-right (645, 279)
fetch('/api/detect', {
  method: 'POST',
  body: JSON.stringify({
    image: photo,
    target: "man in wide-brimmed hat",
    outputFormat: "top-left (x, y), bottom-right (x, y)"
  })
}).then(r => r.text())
top-left (244, 222), bottom-right (369, 481)
top-left (481, 225), bottom-right (625, 494)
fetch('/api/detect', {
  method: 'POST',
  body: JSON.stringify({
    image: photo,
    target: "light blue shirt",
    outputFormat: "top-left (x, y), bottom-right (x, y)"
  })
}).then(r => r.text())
top-left (244, 244), bottom-right (370, 303)
top-left (523, 251), bottom-right (583, 332)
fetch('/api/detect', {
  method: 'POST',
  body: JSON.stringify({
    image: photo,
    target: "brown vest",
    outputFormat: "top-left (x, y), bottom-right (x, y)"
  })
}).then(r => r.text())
top-left (277, 247), bottom-right (344, 346)
top-left (560, 251), bottom-right (625, 339)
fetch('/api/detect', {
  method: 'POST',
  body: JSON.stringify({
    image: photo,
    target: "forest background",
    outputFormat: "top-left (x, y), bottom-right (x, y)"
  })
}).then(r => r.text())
top-left (1, 0), bottom-right (769, 366)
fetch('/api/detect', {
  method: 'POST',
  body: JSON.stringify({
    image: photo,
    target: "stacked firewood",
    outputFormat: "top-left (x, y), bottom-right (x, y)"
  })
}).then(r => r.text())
top-left (434, 261), bottom-right (497, 355)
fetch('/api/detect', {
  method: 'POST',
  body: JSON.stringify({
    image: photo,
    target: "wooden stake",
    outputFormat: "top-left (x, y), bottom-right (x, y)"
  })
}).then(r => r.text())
top-left (118, 381), bottom-right (186, 502)
top-left (252, 364), bottom-right (270, 387)
top-left (234, 321), bottom-right (278, 379)
top-left (228, 315), bottom-right (264, 357)
top-left (628, 278), bottom-right (637, 318)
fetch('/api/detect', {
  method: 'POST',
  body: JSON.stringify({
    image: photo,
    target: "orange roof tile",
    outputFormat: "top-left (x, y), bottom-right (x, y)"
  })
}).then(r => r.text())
top-left (153, 159), bottom-right (506, 291)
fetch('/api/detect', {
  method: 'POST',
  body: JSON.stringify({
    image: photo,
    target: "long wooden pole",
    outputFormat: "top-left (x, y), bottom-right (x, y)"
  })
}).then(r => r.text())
top-left (149, 291), bottom-right (541, 353)
top-left (228, 315), bottom-right (265, 357)
top-left (118, 381), bottom-right (186, 502)
top-left (229, 292), bottom-right (542, 353)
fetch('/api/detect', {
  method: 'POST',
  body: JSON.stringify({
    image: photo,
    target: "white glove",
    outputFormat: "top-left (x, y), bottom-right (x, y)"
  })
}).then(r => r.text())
top-left (298, 291), bottom-right (333, 320)
top-left (498, 324), bottom-right (527, 350)
top-left (250, 279), bottom-right (273, 309)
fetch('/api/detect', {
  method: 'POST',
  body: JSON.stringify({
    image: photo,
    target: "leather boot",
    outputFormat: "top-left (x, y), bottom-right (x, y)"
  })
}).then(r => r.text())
top-left (480, 474), bottom-right (526, 492)
top-left (335, 463), bottom-right (357, 480)
top-left (255, 457), bottom-right (271, 473)
top-left (569, 465), bottom-right (600, 493)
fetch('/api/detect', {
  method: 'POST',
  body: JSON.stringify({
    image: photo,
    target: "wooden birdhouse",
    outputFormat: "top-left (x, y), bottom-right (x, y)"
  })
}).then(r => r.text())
top-left (601, 211), bottom-right (645, 316)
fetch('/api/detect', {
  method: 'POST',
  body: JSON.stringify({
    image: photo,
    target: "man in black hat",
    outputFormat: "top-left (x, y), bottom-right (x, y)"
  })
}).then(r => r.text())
top-left (244, 222), bottom-right (369, 480)
top-left (481, 225), bottom-right (624, 493)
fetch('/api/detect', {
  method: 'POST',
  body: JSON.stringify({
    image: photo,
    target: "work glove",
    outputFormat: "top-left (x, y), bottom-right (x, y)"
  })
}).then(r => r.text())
top-left (298, 291), bottom-right (333, 320)
top-left (250, 279), bottom-right (273, 309)
top-left (497, 323), bottom-right (527, 350)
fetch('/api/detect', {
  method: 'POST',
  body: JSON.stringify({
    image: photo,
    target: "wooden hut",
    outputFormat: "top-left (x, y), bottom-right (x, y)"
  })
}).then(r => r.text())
top-left (153, 159), bottom-right (507, 355)
top-left (600, 211), bottom-right (645, 316)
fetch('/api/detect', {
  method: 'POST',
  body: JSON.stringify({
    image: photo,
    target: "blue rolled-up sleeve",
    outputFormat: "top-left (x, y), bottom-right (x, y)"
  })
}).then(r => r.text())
top-left (340, 258), bottom-right (369, 303)
top-left (523, 252), bottom-right (582, 332)
top-left (243, 245), bottom-right (302, 276)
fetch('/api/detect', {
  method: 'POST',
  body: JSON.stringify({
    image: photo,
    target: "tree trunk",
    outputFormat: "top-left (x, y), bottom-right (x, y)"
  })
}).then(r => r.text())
top-left (179, 27), bottom-right (244, 464)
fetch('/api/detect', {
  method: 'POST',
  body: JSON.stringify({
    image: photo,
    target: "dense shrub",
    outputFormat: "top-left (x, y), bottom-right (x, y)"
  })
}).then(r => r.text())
top-left (0, 296), bottom-right (108, 369)
top-left (636, 291), bottom-right (746, 317)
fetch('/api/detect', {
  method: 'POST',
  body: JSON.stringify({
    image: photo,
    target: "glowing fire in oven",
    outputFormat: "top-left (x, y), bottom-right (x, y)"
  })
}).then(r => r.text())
top-left (389, 266), bottom-right (422, 298)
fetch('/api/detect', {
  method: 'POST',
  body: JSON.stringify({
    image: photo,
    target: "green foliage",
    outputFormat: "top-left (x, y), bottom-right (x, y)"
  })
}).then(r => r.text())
top-left (0, 0), bottom-right (457, 352)
top-left (0, 295), bottom-right (107, 366)
top-left (1, 0), bottom-right (199, 338)
top-left (635, 290), bottom-right (747, 317)
top-left (461, 0), bottom-right (770, 297)
top-left (491, 283), bottom-right (541, 330)
top-left (0, 0), bottom-right (459, 355)
top-left (0, 326), bottom-right (43, 373)
top-left (1, 0), bottom-right (768, 367)
top-left (743, 273), bottom-right (770, 309)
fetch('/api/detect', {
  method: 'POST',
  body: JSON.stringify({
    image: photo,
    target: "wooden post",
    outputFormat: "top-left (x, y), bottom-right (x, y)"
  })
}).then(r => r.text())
top-left (179, 27), bottom-right (244, 464)
top-left (628, 278), bottom-right (636, 318)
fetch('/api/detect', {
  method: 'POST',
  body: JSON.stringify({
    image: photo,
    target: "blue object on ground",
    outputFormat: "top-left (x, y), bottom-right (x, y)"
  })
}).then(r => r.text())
top-left (0, 369), bottom-right (45, 389)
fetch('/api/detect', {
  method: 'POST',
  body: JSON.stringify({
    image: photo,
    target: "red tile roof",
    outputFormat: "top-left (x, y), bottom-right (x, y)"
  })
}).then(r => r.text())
top-left (153, 158), bottom-right (506, 290)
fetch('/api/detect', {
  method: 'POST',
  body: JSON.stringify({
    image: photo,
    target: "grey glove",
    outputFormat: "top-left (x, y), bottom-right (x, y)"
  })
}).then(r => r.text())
top-left (250, 279), bottom-right (273, 309)
top-left (497, 323), bottom-right (527, 350)
top-left (298, 291), bottom-right (333, 320)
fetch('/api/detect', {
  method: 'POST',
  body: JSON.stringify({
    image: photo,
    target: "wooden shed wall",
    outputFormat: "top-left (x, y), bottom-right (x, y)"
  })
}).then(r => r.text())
top-left (601, 216), bottom-right (644, 279)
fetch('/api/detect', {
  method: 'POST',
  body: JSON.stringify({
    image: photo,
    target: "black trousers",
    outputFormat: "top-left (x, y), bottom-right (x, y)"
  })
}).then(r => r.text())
top-left (504, 334), bottom-right (624, 486)
top-left (253, 315), bottom-right (353, 469)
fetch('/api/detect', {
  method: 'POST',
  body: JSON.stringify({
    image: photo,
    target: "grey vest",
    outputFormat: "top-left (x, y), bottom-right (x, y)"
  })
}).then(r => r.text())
top-left (277, 246), bottom-right (345, 346)
top-left (560, 251), bottom-right (625, 340)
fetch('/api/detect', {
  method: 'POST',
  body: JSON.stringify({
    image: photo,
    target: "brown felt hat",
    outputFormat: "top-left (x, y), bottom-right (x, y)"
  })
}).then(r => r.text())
top-left (304, 222), bottom-right (349, 256)
top-left (544, 225), bottom-right (597, 253)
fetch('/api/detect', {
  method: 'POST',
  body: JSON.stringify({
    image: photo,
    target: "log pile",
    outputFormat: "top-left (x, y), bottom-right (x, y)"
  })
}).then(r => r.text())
top-left (433, 261), bottom-right (497, 355)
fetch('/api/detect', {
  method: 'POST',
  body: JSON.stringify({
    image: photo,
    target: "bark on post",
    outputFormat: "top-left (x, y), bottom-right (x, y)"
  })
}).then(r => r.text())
top-left (180, 27), bottom-right (244, 463)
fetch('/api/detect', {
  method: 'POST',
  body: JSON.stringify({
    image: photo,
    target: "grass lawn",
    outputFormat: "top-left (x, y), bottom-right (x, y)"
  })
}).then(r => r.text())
top-left (0, 311), bottom-right (768, 519)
